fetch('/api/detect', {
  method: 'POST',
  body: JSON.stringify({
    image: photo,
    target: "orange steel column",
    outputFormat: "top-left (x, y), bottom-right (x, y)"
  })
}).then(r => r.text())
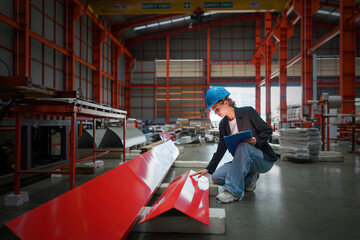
top-left (300, 0), bottom-right (313, 112)
top-left (113, 47), bottom-right (123, 109)
top-left (340, 0), bottom-right (356, 113)
top-left (207, 27), bottom-right (210, 119)
top-left (207, 27), bottom-right (210, 87)
top-left (279, 20), bottom-right (288, 123)
top-left (125, 56), bottom-right (134, 118)
top-left (65, 1), bottom-right (82, 90)
top-left (166, 35), bottom-right (170, 124)
top-left (93, 27), bottom-right (107, 104)
top-left (15, 0), bottom-right (30, 77)
top-left (265, 12), bottom-right (272, 126)
top-left (255, 20), bottom-right (261, 114)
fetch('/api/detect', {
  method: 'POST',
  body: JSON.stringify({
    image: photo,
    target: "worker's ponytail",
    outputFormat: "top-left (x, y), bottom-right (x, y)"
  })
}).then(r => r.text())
top-left (218, 96), bottom-right (235, 107)
top-left (225, 97), bottom-right (235, 107)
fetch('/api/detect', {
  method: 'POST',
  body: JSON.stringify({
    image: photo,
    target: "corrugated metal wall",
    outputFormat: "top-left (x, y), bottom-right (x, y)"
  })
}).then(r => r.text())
top-left (30, 0), bottom-right (65, 90)
top-left (131, 60), bottom-right (156, 120)
top-left (0, 1), bottom-right (14, 76)
top-left (75, 13), bottom-right (94, 100)
top-left (118, 55), bottom-right (126, 109)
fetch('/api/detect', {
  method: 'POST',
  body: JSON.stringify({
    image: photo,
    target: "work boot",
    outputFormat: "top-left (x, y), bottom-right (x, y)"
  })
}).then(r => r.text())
top-left (245, 172), bottom-right (259, 192)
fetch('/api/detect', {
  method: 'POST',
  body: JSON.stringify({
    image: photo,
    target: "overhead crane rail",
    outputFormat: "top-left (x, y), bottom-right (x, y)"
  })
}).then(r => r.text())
top-left (90, 0), bottom-right (290, 15)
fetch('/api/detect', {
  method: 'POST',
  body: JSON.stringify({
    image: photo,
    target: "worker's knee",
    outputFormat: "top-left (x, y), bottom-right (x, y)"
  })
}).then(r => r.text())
top-left (212, 173), bottom-right (225, 186)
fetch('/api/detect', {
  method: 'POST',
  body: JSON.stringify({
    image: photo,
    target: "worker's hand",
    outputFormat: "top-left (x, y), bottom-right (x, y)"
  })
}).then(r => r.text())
top-left (245, 137), bottom-right (257, 146)
top-left (191, 169), bottom-right (209, 178)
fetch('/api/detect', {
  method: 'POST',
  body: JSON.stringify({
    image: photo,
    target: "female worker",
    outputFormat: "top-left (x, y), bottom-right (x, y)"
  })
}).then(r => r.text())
top-left (192, 86), bottom-right (277, 203)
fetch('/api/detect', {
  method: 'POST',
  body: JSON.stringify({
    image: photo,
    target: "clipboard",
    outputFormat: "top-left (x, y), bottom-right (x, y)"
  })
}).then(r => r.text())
top-left (224, 130), bottom-right (252, 153)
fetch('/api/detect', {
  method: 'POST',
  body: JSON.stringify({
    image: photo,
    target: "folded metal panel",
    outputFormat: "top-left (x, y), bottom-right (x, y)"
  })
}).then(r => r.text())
top-left (6, 140), bottom-right (179, 239)
top-left (139, 170), bottom-right (209, 226)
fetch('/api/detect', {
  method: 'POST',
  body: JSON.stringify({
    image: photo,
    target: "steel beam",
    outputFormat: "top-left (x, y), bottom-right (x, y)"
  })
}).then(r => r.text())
top-left (166, 36), bottom-right (170, 123)
top-left (265, 12), bottom-right (272, 126)
top-left (125, 56), bottom-right (134, 117)
top-left (340, 0), bottom-right (356, 113)
top-left (130, 84), bottom-right (208, 89)
top-left (279, 20), bottom-right (288, 123)
top-left (254, 20), bottom-right (261, 114)
top-left (15, 0), bottom-right (30, 77)
top-left (92, 27), bottom-right (107, 104)
top-left (65, 1), bottom-right (82, 91)
top-left (113, 47), bottom-right (122, 109)
top-left (307, 26), bottom-right (339, 54)
top-left (0, 12), bottom-right (21, 30)
top-left (300, 0), bottom-right (315, 112)
top-left (253, 2), bottom-right (295, 59)
top-left (206, 27), bottom-right (210, 118)
top-left (74, 56), bottom-right (96, 70)
top-left (74, 0), bottom-right (132, 58)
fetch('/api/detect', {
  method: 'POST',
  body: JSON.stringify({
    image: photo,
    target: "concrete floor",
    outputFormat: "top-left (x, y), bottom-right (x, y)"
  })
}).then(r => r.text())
top-left (1, 142), bottom-right (360, 239)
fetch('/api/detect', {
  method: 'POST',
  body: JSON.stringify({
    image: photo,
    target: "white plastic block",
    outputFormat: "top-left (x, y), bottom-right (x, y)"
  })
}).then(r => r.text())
top-left (83, 160), bottom-right (104, 168)
top-left (84, 162), bottom-right (96, 168)
top-left (95, 160), bottom-right (104, 167)
top-left (125, 153), bottom-right (141, 160)
top-left (51, 169), bottom-right (62, 178)
top-left (4, 191), bottom-right (29, 206)
top-left (133, 207), bottom-right (226, 234)
top-left (173, 161), bottom-right (208, 168)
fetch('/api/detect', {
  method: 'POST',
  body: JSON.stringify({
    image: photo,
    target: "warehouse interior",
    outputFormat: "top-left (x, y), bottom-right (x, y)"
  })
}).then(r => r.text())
top-left (0, 0), bottom-right (360, 239)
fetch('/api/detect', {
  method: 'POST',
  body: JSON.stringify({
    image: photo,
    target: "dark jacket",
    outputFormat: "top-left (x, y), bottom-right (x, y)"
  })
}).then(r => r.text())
top-left (206, 106), bottom-right (277, 174)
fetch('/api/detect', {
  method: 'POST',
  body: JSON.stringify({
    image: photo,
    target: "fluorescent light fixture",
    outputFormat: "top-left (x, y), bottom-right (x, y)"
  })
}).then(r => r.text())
top-left (204, 11), bottom-right (216, 16)
top-left (317, 9), bottom-right (340, 17)
top-left (147, 22), bottom-right (159, 28)
top-left (160, 20), bottom-right (171, 25)
top-left (133, 14), bottom-right (192, 31)
top-left (172, 17), bottom-right (184, 23)
top-left (134, 25), bottom-right (146, 31)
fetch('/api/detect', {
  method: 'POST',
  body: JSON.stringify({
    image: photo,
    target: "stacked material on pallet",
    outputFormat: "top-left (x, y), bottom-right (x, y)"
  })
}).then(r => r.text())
top-left (277, 128), bottom-right (322, 160)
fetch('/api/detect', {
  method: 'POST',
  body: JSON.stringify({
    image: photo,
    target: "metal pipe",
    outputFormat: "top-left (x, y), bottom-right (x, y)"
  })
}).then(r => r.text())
top-left (93, 119), bottom-right (96, 157)
top-left (14, 112), bottom-right (21, 195)
top-left (123, 118), bottom-right (126, 163)
top-left (94, 150), bottom-right (124, 152)
top-left (18, 170), bottom-right (70, 175)
top-left (312, 53), bottom-right (317, 101)
top-left (70, 113), bottom-right (76, 189)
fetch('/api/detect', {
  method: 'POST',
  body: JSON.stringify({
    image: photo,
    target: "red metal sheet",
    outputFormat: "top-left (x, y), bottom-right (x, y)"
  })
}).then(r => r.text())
top-left (139, 170), bottom-right (209, 226)
top-left (159, 132), bottom-right (173, 141)
top-left (127, 145), bottom-right (176, 192)
top-left (5, 141), bottom-right (179, 240)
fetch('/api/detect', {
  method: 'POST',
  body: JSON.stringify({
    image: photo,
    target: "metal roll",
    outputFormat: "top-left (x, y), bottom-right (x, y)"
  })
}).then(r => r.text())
top-left (328, 96), bottom-right (342, 109)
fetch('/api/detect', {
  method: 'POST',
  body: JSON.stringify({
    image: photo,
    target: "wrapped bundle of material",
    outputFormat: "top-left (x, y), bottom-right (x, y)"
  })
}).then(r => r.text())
top-left (278, 128), bottom-right (322, 160)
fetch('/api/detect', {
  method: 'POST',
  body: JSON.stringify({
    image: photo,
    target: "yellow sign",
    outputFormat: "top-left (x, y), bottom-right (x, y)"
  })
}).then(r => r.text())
top-left (90, 0), bottom-right (290, 15)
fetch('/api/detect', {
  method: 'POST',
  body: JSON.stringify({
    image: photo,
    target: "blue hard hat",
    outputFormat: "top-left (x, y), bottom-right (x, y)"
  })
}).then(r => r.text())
top-left (205, 86), bottom-right (230, 111)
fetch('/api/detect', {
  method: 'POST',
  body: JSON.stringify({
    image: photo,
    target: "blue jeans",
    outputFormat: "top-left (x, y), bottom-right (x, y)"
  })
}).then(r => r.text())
top-left (212, 142), bottom-right (274, 198)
